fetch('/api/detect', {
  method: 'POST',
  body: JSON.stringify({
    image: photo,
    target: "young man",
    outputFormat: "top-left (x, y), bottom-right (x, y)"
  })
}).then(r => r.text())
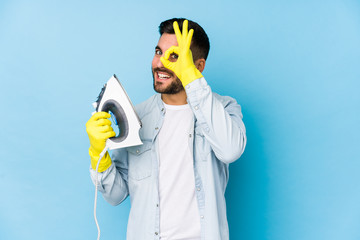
top-left (86, 18), bottom-right (246, 240)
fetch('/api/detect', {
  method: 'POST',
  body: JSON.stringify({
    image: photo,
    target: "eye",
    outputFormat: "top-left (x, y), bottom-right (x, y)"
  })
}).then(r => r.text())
top-left (170, 53), bottom-right (178, 60)
top-left (168, 53), bottom-right (178, 62)
top-left (155, 49), bottom-right (162, 55)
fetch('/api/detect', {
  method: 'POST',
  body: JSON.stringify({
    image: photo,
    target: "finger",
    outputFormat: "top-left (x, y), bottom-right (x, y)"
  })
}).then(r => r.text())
top-left (99, 125), bottom-right (113, 133)
top-left (103, 130), bottom-right (116, 139)
top-left (91, 111), bottom-right (111, 121)
top-left (95, 118), bottom-right (112, 126)
top-left (86, 112), bottom-right (111, 129)
top-left (161, 46), bottom-right (178, 70)
top-left (160, 56), bottom-right (175, 71)
top-left (186, 29), bottom-right (194, 51)
top-left (173, 21), bottom-right (182, 45)
top-left (182, 20), bottom-right (189, 40)
top-left (163, 46), bottom-right (179, 60)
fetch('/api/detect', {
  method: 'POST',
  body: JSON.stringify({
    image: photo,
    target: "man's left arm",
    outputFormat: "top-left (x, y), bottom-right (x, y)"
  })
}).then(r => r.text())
top-left (186, 77), bottom-right (246, 163)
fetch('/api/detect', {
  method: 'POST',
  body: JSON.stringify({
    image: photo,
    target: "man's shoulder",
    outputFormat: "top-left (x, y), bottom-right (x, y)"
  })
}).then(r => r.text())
top-left (212, 91), bottom-right (244, 122)
top-left (213, 92), bottom-right (240, 108)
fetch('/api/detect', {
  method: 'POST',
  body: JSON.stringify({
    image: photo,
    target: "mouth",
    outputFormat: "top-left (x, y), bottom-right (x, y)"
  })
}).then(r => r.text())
top-left (157, 72), bottom-right (171, 81)
top-left (152, 67), bottom-right (184, 94)
top-left (154, 68), bottom-right (173, 82)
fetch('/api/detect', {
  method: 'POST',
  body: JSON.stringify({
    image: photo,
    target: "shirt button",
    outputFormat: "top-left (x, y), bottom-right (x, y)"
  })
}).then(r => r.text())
top-left (156, 204), bottom-right (159, 207)
top-left (194, 106), bottom-right (199, 110)
top-left (155, 232), bottom-right (158, 235)
top-left (155, 127), bottom-right (159, 130)
top-left (197, 187), bottom-right (201, 191)
top-left (201, 215), bottom-right (204, 219)
top-left (189, 134), bottom-right (192, 138)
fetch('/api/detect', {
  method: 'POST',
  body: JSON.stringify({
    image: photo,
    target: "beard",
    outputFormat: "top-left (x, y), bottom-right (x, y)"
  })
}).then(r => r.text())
top-left (152, 67), bottom-right (184, 94)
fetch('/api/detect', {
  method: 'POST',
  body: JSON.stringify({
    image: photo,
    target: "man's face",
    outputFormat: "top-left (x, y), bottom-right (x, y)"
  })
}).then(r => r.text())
top-left (152, 33), bottom-right (183, 94)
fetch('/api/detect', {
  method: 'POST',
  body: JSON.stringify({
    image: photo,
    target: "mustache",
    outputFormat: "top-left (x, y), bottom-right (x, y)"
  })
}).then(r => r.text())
top-left (153, 67), bottom-right (174, 76)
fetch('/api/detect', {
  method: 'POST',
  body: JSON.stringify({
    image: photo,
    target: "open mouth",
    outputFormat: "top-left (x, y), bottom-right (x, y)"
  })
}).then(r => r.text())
top-left (157, 72), bottom-right (171, 80)
top-left (155, 68), bottom-right (174, 82)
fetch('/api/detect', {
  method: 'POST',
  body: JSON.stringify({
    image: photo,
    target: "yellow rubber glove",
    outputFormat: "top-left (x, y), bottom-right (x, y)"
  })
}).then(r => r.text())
top-left (160, 20), bottom-right (203, 87)
top-left (86, 112), bottom-right (116, 172)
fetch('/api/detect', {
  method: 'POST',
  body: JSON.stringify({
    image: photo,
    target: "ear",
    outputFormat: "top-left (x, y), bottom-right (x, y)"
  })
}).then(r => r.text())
top-left (194, 58), bottom-right (206, 73)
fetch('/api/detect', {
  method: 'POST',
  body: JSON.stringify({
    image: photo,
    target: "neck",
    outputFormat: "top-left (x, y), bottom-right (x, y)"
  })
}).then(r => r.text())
top-left (161, 90), bottom-right (187, 105)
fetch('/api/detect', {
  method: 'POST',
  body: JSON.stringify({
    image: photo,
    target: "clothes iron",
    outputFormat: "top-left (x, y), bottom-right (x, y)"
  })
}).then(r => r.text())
top-left (93, 74), bottom-right (143, 150)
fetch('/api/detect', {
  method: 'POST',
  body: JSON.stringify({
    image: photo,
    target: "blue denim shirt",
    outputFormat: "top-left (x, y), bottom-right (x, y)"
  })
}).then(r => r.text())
top-left (90, 78), bottom-right (246, 240)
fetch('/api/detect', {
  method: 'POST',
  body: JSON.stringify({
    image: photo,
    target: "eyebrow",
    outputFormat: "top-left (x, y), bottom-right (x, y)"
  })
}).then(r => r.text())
top-left (155, 46), bottom-right (161, 51)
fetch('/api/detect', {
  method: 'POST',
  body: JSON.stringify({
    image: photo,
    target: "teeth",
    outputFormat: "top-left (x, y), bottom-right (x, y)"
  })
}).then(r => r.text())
top-left (158, 73), bottom-right (170, 79)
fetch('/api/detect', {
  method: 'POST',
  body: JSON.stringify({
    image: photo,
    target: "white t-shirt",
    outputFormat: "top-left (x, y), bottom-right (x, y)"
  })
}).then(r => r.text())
top-left (158, 102), bottom-right (201, 240)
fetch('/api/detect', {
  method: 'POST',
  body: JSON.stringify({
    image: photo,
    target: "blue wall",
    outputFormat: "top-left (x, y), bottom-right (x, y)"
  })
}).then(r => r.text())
top-left (1, 0), bottom-right (359, 239)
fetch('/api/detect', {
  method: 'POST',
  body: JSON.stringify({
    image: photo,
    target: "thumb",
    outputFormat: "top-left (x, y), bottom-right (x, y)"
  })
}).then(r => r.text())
top-left (160, 56), bottom-right (175, 71)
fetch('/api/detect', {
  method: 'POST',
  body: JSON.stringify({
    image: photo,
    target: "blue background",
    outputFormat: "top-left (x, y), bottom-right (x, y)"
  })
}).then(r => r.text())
top-left (1, 0), bottom-right (359, 239)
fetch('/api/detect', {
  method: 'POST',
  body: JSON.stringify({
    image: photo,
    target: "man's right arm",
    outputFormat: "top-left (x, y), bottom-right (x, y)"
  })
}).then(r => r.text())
top-left (86, 112), bottom-right (129, 206)
top-left (89, 148), bottom-right (129, 206)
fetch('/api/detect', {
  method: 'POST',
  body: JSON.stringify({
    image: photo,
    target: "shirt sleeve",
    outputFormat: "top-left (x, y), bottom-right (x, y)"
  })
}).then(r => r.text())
top-left (89, 148), bottom-right (129, 206)
top-left (185, 77), bottom-right (247, 164)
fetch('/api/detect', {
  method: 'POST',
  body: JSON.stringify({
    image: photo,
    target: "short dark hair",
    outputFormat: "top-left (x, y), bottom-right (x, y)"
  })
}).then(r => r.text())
top-left (159, 18), bottom-right (210, 61)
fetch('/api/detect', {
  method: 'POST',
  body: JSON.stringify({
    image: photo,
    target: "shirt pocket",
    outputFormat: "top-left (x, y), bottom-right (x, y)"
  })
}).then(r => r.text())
top-left (127, 141), bottom-right (152, 180)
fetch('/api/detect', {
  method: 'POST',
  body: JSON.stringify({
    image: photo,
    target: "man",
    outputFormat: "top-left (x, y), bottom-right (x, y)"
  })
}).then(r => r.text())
top-left (86, 18), bottom-right (246, 240)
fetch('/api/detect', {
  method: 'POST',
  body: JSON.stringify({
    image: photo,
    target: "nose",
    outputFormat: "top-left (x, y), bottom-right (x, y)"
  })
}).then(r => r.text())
top-left (153, 55), bottom-right (164, 69)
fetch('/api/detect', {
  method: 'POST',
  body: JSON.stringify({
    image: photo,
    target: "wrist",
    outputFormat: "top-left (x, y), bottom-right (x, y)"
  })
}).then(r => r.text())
top-left (89, 147), bottom-right (112, 172)
top-left (89, 145), bottom-right (106, 157)
top-left (181, 66), bottom-right (203, 86)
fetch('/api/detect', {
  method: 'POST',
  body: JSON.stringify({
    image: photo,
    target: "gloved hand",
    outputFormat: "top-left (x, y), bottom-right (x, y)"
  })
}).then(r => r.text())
top-left (86, 111), bottom-right (116, 172)
top-left (160, 20), bottom-right (203, 87)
